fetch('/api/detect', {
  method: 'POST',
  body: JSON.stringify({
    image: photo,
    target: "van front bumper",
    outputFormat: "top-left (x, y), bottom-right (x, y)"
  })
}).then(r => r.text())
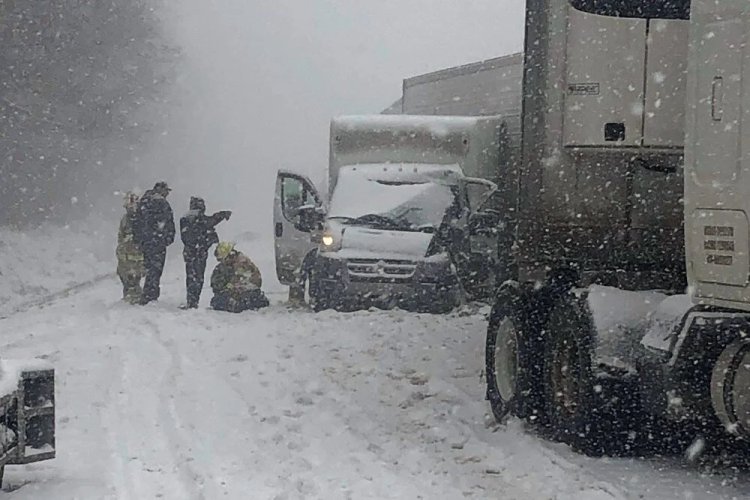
top-left (312, 253), bottom-right (460, 312)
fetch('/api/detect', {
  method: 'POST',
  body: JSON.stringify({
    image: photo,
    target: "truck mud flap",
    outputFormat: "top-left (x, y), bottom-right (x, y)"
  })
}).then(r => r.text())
top-left (9, 368), bottom-right (56, 465)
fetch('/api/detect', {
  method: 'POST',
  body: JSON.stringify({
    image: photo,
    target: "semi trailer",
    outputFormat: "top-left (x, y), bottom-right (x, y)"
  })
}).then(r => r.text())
top-left (399, 0), bottom-right (750, 455)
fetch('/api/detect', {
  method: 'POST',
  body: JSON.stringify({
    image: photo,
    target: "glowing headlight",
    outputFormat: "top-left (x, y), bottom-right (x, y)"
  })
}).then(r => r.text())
top-left (321, 234), bottom-right (335, 247)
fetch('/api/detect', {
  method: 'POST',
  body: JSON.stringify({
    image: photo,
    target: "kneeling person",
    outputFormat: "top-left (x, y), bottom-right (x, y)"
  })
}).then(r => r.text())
top-left (211, 242), bottom-right (269, 312)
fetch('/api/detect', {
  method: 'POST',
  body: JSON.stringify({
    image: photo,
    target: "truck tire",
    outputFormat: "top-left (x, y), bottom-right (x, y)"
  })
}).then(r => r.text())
top-left (485, 285), bottom-right (543, 422)
top-left (543, 291), bottom-right (643, 456)
top-left (543, 291), bottom-right (604, 454)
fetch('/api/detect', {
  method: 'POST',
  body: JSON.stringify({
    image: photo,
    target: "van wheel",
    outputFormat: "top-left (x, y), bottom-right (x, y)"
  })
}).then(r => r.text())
top-left (485, 286), bottom-right (542, 422)
top-left (308, 272), bottom-right (332, 312)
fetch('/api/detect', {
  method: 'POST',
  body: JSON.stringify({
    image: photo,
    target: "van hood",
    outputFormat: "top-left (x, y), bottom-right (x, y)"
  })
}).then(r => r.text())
top-left (339, 226), bottom-right (434, 259)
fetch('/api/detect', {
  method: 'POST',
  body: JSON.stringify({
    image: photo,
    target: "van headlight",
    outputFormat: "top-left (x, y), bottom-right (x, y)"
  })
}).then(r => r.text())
top-left (319, 228), bottom-right (342, 252)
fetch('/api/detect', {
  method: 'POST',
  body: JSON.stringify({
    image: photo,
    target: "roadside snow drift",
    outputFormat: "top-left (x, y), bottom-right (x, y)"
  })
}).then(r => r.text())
top-left (0, 222), bottom-right (114, 316)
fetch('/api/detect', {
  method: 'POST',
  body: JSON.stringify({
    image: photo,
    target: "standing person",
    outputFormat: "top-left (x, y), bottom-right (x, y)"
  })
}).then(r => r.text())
top-left (116, 192), bottom-right (144, 304)
top-left (135, 181), bottom-right (176, 304)
top-left (210, 242), bottom-right (269, 313)
top-left (180, 196), bottom-right (232, 309)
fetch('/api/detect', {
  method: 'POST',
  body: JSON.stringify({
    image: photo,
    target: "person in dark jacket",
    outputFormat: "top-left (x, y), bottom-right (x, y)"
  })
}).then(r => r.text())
top-left (180, 196), bottom-right (232, 308)
top-left (135, 181), bottom-right (176, 304)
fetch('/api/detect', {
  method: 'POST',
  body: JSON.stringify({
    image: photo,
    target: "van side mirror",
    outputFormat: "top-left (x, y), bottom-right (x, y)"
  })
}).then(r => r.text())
top-left (295, 205), bottom-right (325, 233)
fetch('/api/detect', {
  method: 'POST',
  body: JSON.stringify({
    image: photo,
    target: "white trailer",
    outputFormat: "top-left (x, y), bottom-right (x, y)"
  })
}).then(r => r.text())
top-left (402, 53), bottom-right (523, 121)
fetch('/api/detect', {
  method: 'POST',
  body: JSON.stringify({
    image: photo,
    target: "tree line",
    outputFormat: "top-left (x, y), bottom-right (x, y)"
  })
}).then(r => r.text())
top-left (0, 0), bottom-right (176, 226)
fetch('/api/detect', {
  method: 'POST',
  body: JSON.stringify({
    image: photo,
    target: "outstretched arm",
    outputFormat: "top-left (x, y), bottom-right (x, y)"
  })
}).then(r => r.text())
top-left (208, 210), bottom-right (232, 227)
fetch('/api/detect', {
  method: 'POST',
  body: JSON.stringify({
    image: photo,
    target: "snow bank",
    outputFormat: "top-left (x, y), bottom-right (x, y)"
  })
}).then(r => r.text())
top-left (0, 219), bottom-right (114, 316)
top-left (0, 358), bottom-right (54, 399)
top-left (640, 294), bottom-right (694, 353)
top-left (587, 286), bottom-right (670, 372)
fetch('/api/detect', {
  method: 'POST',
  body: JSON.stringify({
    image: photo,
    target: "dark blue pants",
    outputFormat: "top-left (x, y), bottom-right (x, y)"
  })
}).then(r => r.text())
top-left (184, 250), bottom-right (208, 308)
top-left (211, 290), bottom-right (269, 313)
top-left (142, 247), bottom-right (167, 304)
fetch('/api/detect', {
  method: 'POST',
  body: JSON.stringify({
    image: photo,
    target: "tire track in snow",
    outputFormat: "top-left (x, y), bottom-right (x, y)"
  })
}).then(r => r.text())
top-left (0, 276), bottom-right (120, 354)
top-left (312, 311), bottom-right (626, 499)
top-left (0, 273), bottom-right (114, 320)
top-left (140, 315), bottom-right (209, 500)
top-left (93, 311), bottom-right (200, 500)
top-left (147, 310), bottom-right (273, 497)
top-left (100, 347), bottom-right (140, 500)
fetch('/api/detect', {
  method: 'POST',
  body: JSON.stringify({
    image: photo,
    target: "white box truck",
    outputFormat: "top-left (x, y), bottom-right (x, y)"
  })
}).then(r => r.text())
top-left (273, 114), bottom-right (510, 312)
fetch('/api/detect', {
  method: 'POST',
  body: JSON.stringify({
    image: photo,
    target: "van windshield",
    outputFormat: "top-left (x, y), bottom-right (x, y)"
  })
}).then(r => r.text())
top-left (328, 170), bottom-right (457, 232)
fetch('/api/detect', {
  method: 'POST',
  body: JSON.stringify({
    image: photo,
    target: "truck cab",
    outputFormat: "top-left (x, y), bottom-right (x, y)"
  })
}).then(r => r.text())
top-left (274, 115), bottom-right (507, 312)
top-left (682, 0), bottom-right (750, 438)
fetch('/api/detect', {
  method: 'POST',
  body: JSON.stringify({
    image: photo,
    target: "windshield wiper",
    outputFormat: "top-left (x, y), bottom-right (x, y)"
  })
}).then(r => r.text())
top-left (330, 213), bottom-right (418, 231)
top-left (352, 213), bottom-right (403, 228)
top-left (327, 216), bottom-right (357, 223)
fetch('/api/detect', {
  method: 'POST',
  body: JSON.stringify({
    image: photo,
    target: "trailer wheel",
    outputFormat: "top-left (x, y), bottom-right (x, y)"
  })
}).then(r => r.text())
top-left (543, 291), bottom-right (607, 455)
top-left (485, 285), bottom-right (541, 422)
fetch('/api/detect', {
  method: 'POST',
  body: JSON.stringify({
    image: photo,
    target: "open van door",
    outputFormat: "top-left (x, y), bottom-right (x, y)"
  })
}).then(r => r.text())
top-left (274, 170), bottom-right (324, 286)
top-left (456, 177), bottom-right (500, 298)
top-left (462, 177), bottom-right (500, 262)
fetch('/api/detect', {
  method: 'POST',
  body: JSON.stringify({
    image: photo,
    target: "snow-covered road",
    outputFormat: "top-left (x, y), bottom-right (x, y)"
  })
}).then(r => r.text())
top-left (1, 266), bottom-right (749, 499)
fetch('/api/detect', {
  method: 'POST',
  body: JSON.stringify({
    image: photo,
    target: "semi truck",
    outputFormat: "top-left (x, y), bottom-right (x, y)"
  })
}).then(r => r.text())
top-left (273, 115), bottom-right (507, 312)
top-left (398, 0), bottom-right (750, 455)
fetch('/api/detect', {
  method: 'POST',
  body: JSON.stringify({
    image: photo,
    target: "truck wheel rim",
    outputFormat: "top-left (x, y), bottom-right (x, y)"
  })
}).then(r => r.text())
top-left (494, 317), bottom-right (519, 402)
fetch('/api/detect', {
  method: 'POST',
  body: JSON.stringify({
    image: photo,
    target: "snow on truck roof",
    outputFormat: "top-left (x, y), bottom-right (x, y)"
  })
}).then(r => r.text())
top-left (339, 163), bottom-right (463, 183)
top-left (332, 115), bottom-right (494, 137)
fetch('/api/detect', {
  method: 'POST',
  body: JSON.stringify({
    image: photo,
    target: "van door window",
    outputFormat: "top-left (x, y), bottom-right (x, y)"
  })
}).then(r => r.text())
top-left (281, 177), bottom-right (313, 222)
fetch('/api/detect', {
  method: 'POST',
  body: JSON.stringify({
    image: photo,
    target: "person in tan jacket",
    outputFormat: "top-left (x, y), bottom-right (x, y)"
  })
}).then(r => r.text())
top-left (116, 192), bottom-right (144, 304)
top-left (210, 242), bottom-right (269, 312)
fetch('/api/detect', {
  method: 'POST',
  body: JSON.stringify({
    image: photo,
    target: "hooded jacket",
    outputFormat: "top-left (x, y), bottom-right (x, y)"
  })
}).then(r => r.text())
top-left (135, 189), bottom-right (176, 250)
top-left (180, 197), bottom-right (230, 255)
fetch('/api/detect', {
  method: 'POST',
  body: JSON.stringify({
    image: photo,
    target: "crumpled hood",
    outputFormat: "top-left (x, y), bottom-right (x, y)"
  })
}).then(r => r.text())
top-left (339, 226), bottom-right (434, 259)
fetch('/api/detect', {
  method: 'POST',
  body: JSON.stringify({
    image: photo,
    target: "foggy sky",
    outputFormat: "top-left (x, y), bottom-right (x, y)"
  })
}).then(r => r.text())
top-left (152, 0), bottom-right (525, 239)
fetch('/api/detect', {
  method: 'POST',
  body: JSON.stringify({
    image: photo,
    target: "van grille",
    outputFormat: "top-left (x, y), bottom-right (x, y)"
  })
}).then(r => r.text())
top-left (347, 258), bottom-right (416, 283)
